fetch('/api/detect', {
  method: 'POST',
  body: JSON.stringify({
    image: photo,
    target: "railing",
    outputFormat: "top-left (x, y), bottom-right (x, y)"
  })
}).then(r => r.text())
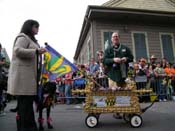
top-left (55, 76), bottom-right (175, 104)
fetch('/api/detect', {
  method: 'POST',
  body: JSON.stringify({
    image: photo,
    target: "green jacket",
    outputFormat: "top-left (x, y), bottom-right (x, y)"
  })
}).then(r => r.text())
top-left (103, 44), bottom-right (133, 83)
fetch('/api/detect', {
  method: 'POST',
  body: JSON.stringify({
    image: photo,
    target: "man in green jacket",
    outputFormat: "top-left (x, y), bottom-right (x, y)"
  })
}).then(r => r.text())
top-left (103, 32), bottom-right (133, 88)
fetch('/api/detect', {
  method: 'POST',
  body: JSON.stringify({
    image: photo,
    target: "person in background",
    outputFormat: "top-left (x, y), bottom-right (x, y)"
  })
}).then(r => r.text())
top-left (164, 63), bottom-right (174, 100)
top-left (64, 72), bottom-right (73, 104)
top-left (73, 64), bottom-right (86, 103)
top-left (171, 64), bottom-right (175, 93)
top-left (7, 19), bottom-right (46, 131)
top-left (96, 50), bottom-right (108, 88)
top-left (0, 43), bottom-right (6, 116)
top-left (161, 58), bottom-right (168, 69)
top-left (97, 50), bottom-right (104, 64)
top-left (150, 55), bottom-right (157, 68)
top-left (56, 76), bottom-right (65, 104)
top-left (89, 58), bottom-right (99, 78)
top-left (154, 62), bottom-right (167, 102)
top-left (0, 43), bottom-right (5, 80)
top-left (96, 50), bottom-right (105, 77)
top-left (135, 58), bottom-right (150, 102)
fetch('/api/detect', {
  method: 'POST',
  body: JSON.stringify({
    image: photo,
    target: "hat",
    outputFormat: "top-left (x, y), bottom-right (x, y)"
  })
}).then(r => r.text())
top-left (150, 55), bottom-right (157, 59)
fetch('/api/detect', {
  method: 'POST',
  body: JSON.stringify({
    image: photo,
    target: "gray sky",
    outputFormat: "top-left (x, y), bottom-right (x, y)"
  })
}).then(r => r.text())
top-left (0, 0), bottom-right (108, 62)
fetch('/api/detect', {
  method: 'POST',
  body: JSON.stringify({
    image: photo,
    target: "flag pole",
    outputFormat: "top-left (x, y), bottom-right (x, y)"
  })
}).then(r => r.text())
top-left (37, 42), bottom-right (48, 101)
top-left (36, 46), bottom-right (40, 100)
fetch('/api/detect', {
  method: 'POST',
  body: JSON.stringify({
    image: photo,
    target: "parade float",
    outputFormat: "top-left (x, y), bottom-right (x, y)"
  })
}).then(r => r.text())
top-left (72, 76), bottom-right (153, 128)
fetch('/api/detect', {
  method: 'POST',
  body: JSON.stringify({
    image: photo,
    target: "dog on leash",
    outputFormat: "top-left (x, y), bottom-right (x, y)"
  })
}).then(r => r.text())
top-left (37, 81), bottom-right (56, 131)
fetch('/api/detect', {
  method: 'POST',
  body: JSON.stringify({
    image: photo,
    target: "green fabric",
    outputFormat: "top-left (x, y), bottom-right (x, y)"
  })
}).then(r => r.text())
top-left (103, 44), bottom-right (133, 83)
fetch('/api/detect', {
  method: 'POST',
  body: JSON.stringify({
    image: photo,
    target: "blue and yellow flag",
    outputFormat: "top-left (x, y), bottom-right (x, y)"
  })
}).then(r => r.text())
top-left (43, 44), bottom-right (78, 81)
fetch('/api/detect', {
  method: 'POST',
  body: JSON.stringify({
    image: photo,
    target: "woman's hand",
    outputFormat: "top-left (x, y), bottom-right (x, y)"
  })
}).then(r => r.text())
top-left (38, 47), bottom-right (47, 54)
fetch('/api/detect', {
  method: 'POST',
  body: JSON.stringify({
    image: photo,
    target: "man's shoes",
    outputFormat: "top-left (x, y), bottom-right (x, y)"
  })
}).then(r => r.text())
top-left (10, 108), bottom-right (17, 112)
top-left (113, 113), bottom-right (122, 119)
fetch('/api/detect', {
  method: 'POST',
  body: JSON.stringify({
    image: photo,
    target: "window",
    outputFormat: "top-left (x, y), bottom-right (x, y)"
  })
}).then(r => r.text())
top-left (103, 32), bottom-right (113, 49)
top-left (132, 32), bottom-right (149, 61)
top-left (160, 33), bottom-right (175, 63)
top-left (101, 31), bottom-right (117, 50)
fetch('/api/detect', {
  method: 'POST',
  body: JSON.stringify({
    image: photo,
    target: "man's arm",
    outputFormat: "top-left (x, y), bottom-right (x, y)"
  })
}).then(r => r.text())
top-left (103, 47), bottom-right (114, 66)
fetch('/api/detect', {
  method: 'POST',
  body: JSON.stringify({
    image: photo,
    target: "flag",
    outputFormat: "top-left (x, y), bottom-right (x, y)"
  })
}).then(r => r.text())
top-left (43, 44), bottom-right (78, 81)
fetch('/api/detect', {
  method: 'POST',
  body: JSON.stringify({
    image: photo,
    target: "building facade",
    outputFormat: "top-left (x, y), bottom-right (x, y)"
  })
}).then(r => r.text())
top-left (74, 0), bottom-right (175, 64)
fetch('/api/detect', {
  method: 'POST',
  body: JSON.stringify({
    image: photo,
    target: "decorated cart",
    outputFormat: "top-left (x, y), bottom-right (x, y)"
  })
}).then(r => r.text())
top-left (72, 77), bottom-right (153, 128)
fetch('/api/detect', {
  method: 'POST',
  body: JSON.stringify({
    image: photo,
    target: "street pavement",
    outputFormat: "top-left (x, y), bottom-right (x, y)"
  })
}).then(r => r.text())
top-left (0, 100), bottom-right (175, 131)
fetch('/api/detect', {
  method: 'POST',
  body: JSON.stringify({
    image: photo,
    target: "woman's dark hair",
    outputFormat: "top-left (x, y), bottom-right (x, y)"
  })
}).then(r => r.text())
top-left (20, 19), bottom-right (39, 43)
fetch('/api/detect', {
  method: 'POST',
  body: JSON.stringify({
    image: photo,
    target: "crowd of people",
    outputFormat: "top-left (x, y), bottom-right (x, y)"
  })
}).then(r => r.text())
top-left (54, 32), bottom-right (175, 104)
top-left (133, 57), bottom-right (175, 102)
top-left (0, 43), bottom-right (8, 116)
